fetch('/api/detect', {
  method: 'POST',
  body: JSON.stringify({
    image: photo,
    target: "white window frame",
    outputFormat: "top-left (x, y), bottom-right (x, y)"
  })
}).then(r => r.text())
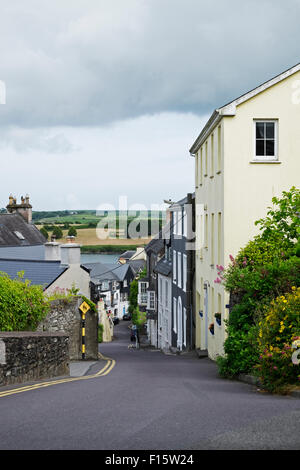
top-left (183, 254), bottom-right (187, 292)
top-left (165, 280), bottom-right (169, 309)
top-left (253, 120), bottom-right (278, 161)
top-left (173, 297), bottom-right (177, 333)
top-left (177, 252), bottom-right (182, 289)
top-left (159, 277), bottom-right (163, 304)
top-left (177, 210), bottom-right (182, 237)
top-left (138, 281), bottom-right (148, 305)
top-left (173, 211), bottom-right (177, 235)
top-left (147, 291), bottom-right (156, 310)
top-left (183, 210), bottom-right (187, 237)
top-left (173, 249), bottom-right (177, 284)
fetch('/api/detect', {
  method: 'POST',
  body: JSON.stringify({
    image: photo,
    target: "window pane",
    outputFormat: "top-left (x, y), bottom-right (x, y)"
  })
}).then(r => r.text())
top-left (256, 122), bottom-right (265, 139)
top-left (266, 139), bottom-right (275, 156)
top-left (256, 139), bottom-right (265, 156)
top-left (266, 122), bottom-right (275, 139)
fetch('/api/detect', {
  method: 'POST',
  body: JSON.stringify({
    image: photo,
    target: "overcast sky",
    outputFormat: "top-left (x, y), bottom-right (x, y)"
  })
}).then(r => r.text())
top-left (0, 0), bottom-right (300, 210)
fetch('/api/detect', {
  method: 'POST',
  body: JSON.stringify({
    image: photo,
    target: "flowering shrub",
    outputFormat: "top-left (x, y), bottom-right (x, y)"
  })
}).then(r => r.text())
top-left (216, 188), bottom-right (300, 384)
top-left (45, 283), bottom-right (80, 303)
top-left (255, 287), bottom-right (300, 393)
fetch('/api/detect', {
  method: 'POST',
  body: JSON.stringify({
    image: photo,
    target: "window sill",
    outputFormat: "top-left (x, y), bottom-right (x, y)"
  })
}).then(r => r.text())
top-left (250, 160), bottom-right (281, 164)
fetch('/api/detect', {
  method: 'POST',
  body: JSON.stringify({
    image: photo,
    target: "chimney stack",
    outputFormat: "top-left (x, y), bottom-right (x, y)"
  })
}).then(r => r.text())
top-left (60, 237), bottom-right (81, 266)
top-left (45, 241), bottom-right (61, 261)
top-left (6, 194), bottom-right (33, 224)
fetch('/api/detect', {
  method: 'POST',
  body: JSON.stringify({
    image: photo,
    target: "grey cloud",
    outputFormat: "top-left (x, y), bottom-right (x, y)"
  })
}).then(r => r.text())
top-left (0, 0), bottom-right (300, 128)
top-left (0, 127), bottom-right (76, 153)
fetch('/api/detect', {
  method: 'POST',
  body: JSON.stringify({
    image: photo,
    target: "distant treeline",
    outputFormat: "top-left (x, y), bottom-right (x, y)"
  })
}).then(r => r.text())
top-left (81, 245), bottom-right (142, 254)
top-left (33, 210), bottom-right (166, 222)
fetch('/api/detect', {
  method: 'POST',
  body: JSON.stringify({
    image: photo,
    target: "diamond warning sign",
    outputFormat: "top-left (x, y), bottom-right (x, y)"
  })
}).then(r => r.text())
top-left (79, 301), bottom-right (90, 315)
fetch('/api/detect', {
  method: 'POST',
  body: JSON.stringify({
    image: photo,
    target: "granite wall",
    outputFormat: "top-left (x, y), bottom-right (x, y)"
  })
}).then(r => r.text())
top-left (0, 331), bottom-right (69, 386)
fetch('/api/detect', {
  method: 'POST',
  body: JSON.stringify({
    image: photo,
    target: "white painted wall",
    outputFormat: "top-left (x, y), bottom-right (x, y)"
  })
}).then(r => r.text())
top-left (194, 69), bottom-right (300, 359)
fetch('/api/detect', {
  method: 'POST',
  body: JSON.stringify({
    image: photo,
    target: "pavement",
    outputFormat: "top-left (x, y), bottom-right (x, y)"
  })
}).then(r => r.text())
top-left (69, 361), bottom-right (97, 377)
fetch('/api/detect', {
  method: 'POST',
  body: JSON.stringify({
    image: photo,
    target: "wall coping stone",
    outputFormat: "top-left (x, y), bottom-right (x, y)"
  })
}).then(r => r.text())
top-left (0, 331), bottom-right (68, 338)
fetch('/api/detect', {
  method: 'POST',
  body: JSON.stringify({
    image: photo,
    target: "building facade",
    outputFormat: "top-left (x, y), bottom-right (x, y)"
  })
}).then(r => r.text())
top-left (169, 193), bottom-right (195, 352)
top-left (190, 63), bottom-right (300, 359)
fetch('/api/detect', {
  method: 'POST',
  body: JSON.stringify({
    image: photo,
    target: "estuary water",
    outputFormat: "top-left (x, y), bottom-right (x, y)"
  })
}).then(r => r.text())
top-left (80, 253), bottom-right (121, 265)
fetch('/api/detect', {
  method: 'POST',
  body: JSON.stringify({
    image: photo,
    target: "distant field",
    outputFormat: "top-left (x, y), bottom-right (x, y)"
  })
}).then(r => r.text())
top-left (33, 210), bottom-right (165, 225)
top-left (60, 228), bottom-right (151, 247)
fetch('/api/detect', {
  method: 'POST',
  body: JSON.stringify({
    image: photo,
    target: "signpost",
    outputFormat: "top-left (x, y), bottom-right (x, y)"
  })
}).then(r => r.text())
top-left (79, 301), bottom-right (91, 360)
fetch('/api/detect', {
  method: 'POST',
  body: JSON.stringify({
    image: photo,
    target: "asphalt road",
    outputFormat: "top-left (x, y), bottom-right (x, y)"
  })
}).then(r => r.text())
top-left (0, 320), bottom-right (299, 450)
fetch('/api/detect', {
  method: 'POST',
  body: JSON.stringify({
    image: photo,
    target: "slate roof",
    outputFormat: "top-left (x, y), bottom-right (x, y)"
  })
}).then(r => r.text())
top-left (0, 258), bottom-right (67, 288)
top-left (145, 222), bottom-right (170, 255)
top-left (0, 213), bottom-right (46, 247)
top-left (82, 262), bottom-right (130, 283)
top-left (128, 259), bottom-right (146, 275)
top-left (0, 245), bottom-right (45, 260)
top-left (119, 250), bottom-right (135, 260)
top-left (153, 256), bottom-right (172, 277)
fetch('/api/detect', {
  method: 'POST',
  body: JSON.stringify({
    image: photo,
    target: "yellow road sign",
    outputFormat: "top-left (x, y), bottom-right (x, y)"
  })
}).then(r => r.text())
top-left (79, 301), bottom-right (91, 315)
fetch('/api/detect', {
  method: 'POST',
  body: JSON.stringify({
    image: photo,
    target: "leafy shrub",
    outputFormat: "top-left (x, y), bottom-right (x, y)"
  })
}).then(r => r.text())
top-left (40, 226), bottom-right (49, 240)
top-left (255, 287), bottom-right (300, 393)
top-left (81, 295), bottom-right (97, 313)
top-left (98, 323), bottom-right (104, 343)
top-left (217, 188), bottom-right (300, 381)
top-left (128, 279), bottom-right (138, 314)
top-left (216, 300), bottom-right (259, 378)
top-left (0, 272), bottom-right (49, 331)
top-left (132, 307), bottom-right (146, 327)
top-left (255, 186), bottom-right (300, 244)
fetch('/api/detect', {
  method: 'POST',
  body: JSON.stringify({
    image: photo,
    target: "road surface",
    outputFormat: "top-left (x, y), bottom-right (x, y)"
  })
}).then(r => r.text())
top-left (0, 320), bottom-right (299, 450)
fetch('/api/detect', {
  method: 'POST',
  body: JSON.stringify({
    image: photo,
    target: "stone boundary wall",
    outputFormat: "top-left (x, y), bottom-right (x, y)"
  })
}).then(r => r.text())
top-left (0, 332), bottom-right (69, 387)
top-left (37, 297), bottom-right (98, 360)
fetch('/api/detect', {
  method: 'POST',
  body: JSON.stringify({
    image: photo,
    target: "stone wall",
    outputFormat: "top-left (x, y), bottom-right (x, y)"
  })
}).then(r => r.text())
top-left (37, 297), bottom-right (98, 360)
top-left (0, 332), bottom-right (69, 387)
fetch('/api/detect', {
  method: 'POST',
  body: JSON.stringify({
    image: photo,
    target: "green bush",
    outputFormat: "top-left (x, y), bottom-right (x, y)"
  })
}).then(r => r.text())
top-left (132, 307), bottom-right (146, 328)
top-left (254, 287), bottom-right (300, 393)
top-left (0, 272), bottom-right (49, 331)
top-left (217, 188), bottom-right (300, 381)
top-left (128, 279), bottom-right (138, 314)
top-left (40, 227), bottom-right (49, 240)
top-left (98, 323), bottom-right (104, 343)
top-left (81, 295), bottom-right (97, 313)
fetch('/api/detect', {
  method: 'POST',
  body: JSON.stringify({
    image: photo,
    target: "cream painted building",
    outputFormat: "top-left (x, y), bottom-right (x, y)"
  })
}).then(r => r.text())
top-left (44, 240), bottom-right (91, 299)
top-left (190, 63), bottom-right (300, 360)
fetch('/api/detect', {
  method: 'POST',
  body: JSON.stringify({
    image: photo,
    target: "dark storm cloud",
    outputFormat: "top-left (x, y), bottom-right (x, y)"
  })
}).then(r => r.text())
top-left (0, 0), bottom-right (299, 128)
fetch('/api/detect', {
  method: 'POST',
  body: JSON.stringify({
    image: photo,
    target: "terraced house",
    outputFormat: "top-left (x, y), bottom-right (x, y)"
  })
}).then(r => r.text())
top-left (189, 62), bottom-right (300, 360)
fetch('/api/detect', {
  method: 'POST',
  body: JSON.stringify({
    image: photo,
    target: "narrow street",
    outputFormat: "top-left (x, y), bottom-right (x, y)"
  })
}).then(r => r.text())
top-left (0, 320), bottom-right (299, 450)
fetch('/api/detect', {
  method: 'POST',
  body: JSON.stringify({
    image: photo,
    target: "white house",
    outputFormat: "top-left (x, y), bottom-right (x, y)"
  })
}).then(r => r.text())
top-left (189, 62), bottom-right (300, 359)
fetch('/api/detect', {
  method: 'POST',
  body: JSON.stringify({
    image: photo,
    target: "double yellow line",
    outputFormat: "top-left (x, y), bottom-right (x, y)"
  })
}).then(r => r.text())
top-left (0, 355), bottom-right (116, 399)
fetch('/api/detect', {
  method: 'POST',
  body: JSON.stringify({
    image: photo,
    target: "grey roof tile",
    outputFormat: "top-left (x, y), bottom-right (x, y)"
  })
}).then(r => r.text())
top-left (0, 258), bottom-right (67, 288)
top-left (0, 213), bottom-right (46, 247)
